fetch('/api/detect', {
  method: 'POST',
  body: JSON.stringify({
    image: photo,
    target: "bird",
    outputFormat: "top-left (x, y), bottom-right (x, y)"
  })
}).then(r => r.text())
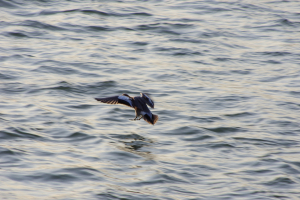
top-left (95, 93), bottom-right (158, 125)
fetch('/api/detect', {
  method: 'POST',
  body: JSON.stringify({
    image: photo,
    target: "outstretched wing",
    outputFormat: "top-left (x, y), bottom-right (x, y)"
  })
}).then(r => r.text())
top-left (95, 96), bottom-right (119, 104)
top-left (95, 95), bottom-right (133, 108)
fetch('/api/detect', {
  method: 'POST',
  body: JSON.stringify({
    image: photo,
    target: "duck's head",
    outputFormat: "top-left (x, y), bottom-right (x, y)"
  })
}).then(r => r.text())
top-left (141, 93), bottom-right (154, 108)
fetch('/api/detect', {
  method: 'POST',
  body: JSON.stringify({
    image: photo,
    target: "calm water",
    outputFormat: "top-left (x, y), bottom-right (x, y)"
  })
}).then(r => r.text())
top-left (1, 0), bottom-right (300, 199)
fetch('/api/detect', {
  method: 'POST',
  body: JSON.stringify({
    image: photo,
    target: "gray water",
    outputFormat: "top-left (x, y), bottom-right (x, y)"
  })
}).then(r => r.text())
top-left (1, 0), bottom-right (300, 199)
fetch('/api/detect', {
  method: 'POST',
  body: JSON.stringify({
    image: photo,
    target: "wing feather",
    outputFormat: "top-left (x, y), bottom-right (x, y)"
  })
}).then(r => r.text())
top-left (95, 95), bottom-right (133, 108)
top-left (95, 96), bottom-right (119, 104)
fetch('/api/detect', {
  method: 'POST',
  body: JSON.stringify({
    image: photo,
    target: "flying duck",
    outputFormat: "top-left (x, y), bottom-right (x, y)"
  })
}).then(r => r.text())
top-left (95, 93), bottom-right (158, 125)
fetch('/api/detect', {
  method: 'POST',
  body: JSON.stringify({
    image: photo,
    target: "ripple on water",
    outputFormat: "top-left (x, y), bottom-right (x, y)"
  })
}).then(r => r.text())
top-left (19, 20), bottom-right (66, 31)
top-left (0, 147), bottom-right (24, 165)
top-left (165, 126), bottom-right (204, 136)
top-left (0, 127), bottom-right (43, 140)
top-left (110, 133), bottom-right (146, 140)
top-left (224, 112), bottom-right (255, 118)
top-left (65, 131), bottom-right (96, 142)
top-left (154, 47), bottom-right (203, 56)
top-left (0, 0), bottom-right (17, 8)
top-left (181, 134), bottom-right (213, 142)
top-left (0, 72), bottom-right (17, 80)
top-left (81, 9), bottom-right (153, 17)
top-left (7, 167), bottom-right (103, 183)
top-left (33, 65), bottom-right (80, 75)
top-left (205, 126), bottom-right (244, 134)
top-left (4, 31), bottom-right (29, 38)
top-left (263, 177), bottom-right (296, 188)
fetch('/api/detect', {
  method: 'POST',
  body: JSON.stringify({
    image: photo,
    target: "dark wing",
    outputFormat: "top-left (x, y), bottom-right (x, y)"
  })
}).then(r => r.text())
top-left (95, 95), bottom-right (132, 108)
top-left (95, 96), bottom-right (119, 104)
top-left (117, 95), bottom-right (133, 108)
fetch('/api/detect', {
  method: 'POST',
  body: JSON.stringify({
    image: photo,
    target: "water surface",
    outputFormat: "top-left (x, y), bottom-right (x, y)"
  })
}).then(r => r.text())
top-left (1, 0), bottom-right (300, 199)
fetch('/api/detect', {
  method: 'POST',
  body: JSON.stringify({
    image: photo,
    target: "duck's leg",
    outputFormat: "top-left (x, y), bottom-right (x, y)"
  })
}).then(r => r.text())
top-left (130, 116), bottom-right (138, 121)
top-left (130, 109), bottom-right (139, 121)
top-left (130, 109), bottom-right (141, 121)
top-left (137, 115), bottom-right (143, 120)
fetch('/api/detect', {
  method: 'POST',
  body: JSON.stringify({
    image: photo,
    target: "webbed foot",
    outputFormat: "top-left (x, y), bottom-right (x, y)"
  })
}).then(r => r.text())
top-left (130, 117), bottom-right (137, 121)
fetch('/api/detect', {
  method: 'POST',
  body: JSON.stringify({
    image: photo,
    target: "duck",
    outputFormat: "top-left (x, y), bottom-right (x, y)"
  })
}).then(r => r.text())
top-left (95, 93), bottom-right (158, 125)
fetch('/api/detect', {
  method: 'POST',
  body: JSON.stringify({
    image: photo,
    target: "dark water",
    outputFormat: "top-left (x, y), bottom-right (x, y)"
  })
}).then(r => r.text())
top-left (1, 0), bottom-right (300, 199)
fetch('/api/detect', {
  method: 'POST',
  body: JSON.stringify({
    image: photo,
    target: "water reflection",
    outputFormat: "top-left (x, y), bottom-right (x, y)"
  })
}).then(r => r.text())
top-left (113, 133), bottom-right (156, 160)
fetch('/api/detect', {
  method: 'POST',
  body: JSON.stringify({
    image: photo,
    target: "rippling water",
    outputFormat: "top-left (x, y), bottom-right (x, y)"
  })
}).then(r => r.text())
top-left (1, 0), bottom-right (300, 199)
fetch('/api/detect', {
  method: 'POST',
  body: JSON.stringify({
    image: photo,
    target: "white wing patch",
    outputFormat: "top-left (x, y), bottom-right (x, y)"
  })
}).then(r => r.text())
top-left (118, 95), bottom-right (132, 107)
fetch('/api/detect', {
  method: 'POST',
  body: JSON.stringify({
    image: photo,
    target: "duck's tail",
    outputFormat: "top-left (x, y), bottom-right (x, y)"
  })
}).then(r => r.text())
top-left (152, 114), bottom-right (159, 125)
top-left (143, 114), bottom-right (159, 125)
